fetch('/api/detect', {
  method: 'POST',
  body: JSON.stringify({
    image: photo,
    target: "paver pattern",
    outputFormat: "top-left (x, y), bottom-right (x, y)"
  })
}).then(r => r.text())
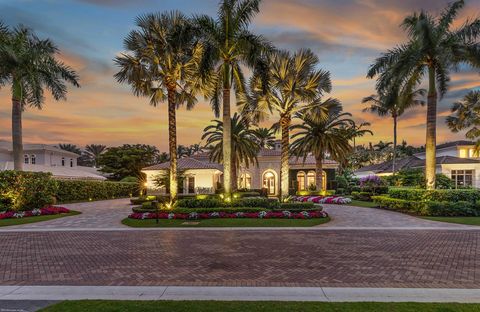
top-left (0, 230), bottom-right (478, 288)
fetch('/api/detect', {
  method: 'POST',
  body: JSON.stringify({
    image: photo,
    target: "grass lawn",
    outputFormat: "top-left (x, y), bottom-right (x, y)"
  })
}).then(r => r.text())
top-left (0, 211), bottom-right (81, 227)
top-left (348, 199), bottom-right (378, 208)
top-left (41, 300), bottom-right (480, 312)
top-left (122, 216), bottom-right (330, 227)
top-left (421, 216), bottom-right (480, 226)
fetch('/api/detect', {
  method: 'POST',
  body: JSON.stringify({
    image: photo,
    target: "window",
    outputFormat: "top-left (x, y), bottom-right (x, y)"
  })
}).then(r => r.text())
top-left (262, 171), bottom-right (276, 195)
top-left (296, 171), bottom-right (306, 191)
top-left (187, 176), bottom-right (195, 194)
top-left (70, 159), bottom-right (73, 167)
top-left (61, 157), bottom-right (65, 166)
top-left (459, 149), bottom-right (468, 158)
top-left (30, 155), bottom-right (36, 165)
top-left (307, 171), bottom-right (316, 189)
top-left (24, 154), bottom-right (29, 164)
top-left (238, 173), bottom-right (251, 189)
top-left (451, 170), bottom-right (474, 188)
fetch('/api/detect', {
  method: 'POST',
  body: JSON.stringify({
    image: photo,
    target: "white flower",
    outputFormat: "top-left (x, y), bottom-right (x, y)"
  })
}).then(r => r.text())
top-left (209, 212), bottom-right (220, 218)
top-left (14, 212), bottom-right (25, 218)
top-left (31, 209), bottom-right (41, 216)
top-left (301, 211), bottom-right (310, 218)
top-left (141, 212), bottom-right (149, 220)
top-left (282, 211), bottom-right (291, 218)
top-left (189, 212), bottom-right (198, 220)
top-left (168, 213), bottom-right (175, 219)
top-left (258, 211), bottom-right (267, 218)
top-left (235, 212), bottom-right (244, 218)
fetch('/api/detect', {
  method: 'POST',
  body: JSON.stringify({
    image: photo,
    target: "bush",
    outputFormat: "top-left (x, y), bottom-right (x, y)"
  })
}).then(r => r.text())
top-left (0, 171), bottom-right (58, 211)
top-left (231, 197), bottom-right (278, 209)
top-left (176, 197), bottom-right (224, 208)
top-left (351, 191), bottom-right (373, 201)
top-left (233, 191), bottom-right (262, 198)
top-left (120, 176), bottom-right (138, 183)
top-left (176, 197), bottom-right (278, 209)
top-left (276, 202), bottom-right (316, 210)
top-left (388, 188), bottom-right (480, 203)
top-left (56, 180), bottom-right (139, 202)
top-left (296, 190), bottom-right (336, 196)
top-left (134, 206), bottom-right (267, 214)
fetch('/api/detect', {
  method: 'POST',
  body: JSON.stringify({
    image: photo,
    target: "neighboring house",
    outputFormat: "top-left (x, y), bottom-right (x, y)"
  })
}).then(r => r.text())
top-left (355, 140), bottom-right (480, 188)
top-left (0, 142), bottom-right (106, 180)
top-left (142, 141), bottom-right (339, 196)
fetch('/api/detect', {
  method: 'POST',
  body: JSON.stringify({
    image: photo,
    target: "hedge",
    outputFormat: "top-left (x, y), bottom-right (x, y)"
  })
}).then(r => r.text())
top-left (175, 197), bottom-right (278, 209)
top-left (133, 207), bottom-right (268, 214)
top-left (0, 171), bottom-right (57, 211)
top-left (388, 188), bottom-right (480, 203)
top-left (275, 202), bottom-right (316, 210)
top-left (56, 180), bottom-right (139, 203)
top-left (372, 195), bottom-right (480, 216)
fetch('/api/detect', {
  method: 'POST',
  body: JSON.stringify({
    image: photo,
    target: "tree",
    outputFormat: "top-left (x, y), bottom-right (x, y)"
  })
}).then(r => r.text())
top-left (252, 127), bottom-right (276, 149)
top-left (195, 0), bottom-right (272, 196)
top-left (57, 143), bottom-right (82, 155)
top-left (97, 144), bottom-right (159, 180)
top-left (346, 121), bottom-right (372, 149)
top-left (290, 104), bottom-right (353, 191)
top-left (367, 0), bottom-right (480, 189)
top-left (202, 113), bottom-right (259, 191)
top-left (363, 87), bottom-right (425, 174)
top-left (447, 90), bottom-right (480, 151)
top-left (114, 12), bottom-right (205, 202)
top-left (248, 49), bottom-right (332, 198)
top-left (0, 23), bottom-right (80, 170)
top-left (85, 144), bottom-right (107, 167)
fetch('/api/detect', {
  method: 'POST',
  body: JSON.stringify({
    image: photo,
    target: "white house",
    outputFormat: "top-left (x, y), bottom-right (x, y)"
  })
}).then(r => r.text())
top-left (0, 141), bottom-right (106, 180)
top-left (142, 141), bottom-right (339, 196)
top-left (355, 140), bottom-right (480, 188)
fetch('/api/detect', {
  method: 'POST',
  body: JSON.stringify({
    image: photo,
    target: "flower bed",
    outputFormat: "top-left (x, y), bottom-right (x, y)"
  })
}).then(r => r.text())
top-left (292, 195), bottom-right (352, 204)
top-left (0, 206), bottom-right (71, 220)
top-left (128, 210), bottom-right (328, 220)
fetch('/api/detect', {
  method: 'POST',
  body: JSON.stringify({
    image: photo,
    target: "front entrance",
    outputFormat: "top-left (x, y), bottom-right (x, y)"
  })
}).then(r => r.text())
top-left (262, 171), bottom-right (276, 196)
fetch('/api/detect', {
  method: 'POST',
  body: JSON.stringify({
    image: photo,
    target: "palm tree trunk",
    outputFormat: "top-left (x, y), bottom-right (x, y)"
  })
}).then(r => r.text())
top-left (222, 87), bottom-right (232, 196)
top-left (425, 66), bottom-right (437, 190)
top-left (315, 155), bottom-right (323, 191)
top-left (12, 97), bottom-right (23, 171)
top-left (231, 153), bottom-right (237, 193)
top-left (280, 114), bottom-right (290, 198)
top-left (392, 114), bottom-right (397, 175)
top-left (167, 86), bottom-right (178, 201)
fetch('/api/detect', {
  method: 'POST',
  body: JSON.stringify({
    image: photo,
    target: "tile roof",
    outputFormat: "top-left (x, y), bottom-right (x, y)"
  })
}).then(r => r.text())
top-left (142, 157), bottom-right (223, 171)
top-left (436, 140), bottom-right (475, 150)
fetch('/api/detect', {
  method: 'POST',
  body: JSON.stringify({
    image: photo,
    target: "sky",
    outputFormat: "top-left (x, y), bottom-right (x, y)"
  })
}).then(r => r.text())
top-left (0, 0), bottom-right (480, 151)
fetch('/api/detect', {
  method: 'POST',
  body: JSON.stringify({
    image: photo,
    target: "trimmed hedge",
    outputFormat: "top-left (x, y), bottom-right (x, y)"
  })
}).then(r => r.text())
top-left (0, 171), bottom-right (57, 211)
top-left (351, 191), bottom-right (373, 201)
top-left (56, 180), bottom-right (139, 203)
top-left (372, 195), bottom-right (480, 216)
top-left (388, 188), bottom-right (480, 202)
top-left (276, 202), bottom-right (316, 210)
top-left (133, 207), bottom-right (268, 214)
top-left (175, 197), bottom-right (278, 209)
top-left (296, 190), bottom-right (336, 196)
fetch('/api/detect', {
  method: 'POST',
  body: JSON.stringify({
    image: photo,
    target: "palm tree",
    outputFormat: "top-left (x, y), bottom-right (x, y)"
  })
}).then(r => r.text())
top-left (290, 104), bottom-right (353, 191)
top-left (367, 0), bottom-right (480, 189)
top-left (252, 127), bottom-right (276, 149)
top-left (248, 49), bottom-right (332, 198)
top-left (114, 12), bottom-right (205, 202)
top-left (447, 90), bottom-right (480, 151)
top-left (85, 144), bottom-right (107, 167)
top-left (202, 113), bottom-right (259, 191)
top-left (373, 141), bottom-right (393, 152)
top-left (195, 0), bottom-right (272, 196)
top-left (347, 121), bottom-right (373, 149)
top-left (58, 143), bottom-right (82, 155)
top-left (362, 88), bottom-right (425, 173)
top-left (0, 24), bottom-right (80, 170)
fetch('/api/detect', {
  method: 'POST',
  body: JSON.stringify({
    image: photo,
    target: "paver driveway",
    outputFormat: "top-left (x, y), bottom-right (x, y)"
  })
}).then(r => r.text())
top-left (0, 229), bottom-right (478, 288)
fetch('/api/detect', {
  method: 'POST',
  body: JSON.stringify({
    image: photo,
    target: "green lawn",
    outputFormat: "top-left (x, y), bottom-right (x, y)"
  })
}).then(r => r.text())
top-left (41, 300), bottom-right (480, 312)
top-left (421, 216), bottom-right (480, 226)
top-left (0, 211), bottom-right (81, 227)
top-left (348, 199), bottom-right (378, 208)
top-left (122, 217), bottom-right (330, 227)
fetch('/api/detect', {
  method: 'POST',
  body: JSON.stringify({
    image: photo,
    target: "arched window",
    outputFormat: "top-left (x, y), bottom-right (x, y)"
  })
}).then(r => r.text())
top-left (30, 155), bottom-right (36, 165)
top-left (307, 171), bottom-right (316, 189)
top-left (296, 171), bottom-right (306, 191)
top-left (238, 173), bottom-right (252, 189)
top-left (24, 154), bottom-right (29, 164)
top-left (262, 171), bottom-right (276, 195)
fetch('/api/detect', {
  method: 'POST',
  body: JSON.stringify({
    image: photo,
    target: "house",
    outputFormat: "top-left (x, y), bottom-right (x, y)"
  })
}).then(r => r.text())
top-left (142, 141), bottom-right (339, 196)
top-left (0, 141), bottom-right (106, 180)
top-left (354, 140), bottom-right (480, 188)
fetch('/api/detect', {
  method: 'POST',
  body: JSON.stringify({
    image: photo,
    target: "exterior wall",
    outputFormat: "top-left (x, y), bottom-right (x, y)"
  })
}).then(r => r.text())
top-left (0, 151), bottom-right (11, 162)
top-left (142, 169), bottom-right (221, 195)
top-left (45, 151), bottom-right (78, 167)
top-left (441, 163), bottom-right (480, 188)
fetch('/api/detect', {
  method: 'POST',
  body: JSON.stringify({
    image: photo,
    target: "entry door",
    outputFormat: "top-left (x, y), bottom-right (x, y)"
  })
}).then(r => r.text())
top-left (263, 172), bottom-right (276, 195)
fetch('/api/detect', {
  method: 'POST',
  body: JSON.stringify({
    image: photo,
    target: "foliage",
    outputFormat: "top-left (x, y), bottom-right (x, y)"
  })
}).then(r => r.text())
top-left (0, 171), bottom-right (57, 211)
top-left (56, 180), bottom-right (139, 203)
top-left (446, 90), bottom-right (480, 149)
top-left (120, 176), bottom-right (138, 183)
top-left (388, 188), bottom-right (480, 203)
top-left (98, 144), bottom-right (159, 180)
top-left (252, 127), bottom-right (277, 149)
top-left (276, 202), bottom-right (316, 210)
top-left (385, 169), bottom-right (454, 189)
top-left (135, 206), bottom-right (266, 214)
top-left (176, 197), bottom-right (278, 209)
top-left (84, 144), bottom-right (107, 167)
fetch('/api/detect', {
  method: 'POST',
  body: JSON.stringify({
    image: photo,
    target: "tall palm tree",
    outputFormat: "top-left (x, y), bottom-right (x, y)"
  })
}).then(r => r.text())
top-left (195, 0), bottom-right (272, 196)
top-left (290, 104), bottom-right (353, 191)
top-left (0, 24), bottom-right (80, 170)
top-left (114, 12), bottom-right (205, 202)
top-left (202, 113), bottom-right (259, 191)
top-left (85, 144), bottom-right (107, 167)
top-left (373, 141), bottom-right (393, 152)
top-left (367, 0), bottom-right (480, 189)
top-left (447, 90), bottom-right (480, 151)
top-left (252, 127), bottom-right (276, 149)
top-left (248, 49), bottom-right (332, 198)
top-left (362, 88), bottom-right (425, 173)
top-left (347, 121), bottom-right (372, 149)
top-left (57, 143), bottom-right (82, 155)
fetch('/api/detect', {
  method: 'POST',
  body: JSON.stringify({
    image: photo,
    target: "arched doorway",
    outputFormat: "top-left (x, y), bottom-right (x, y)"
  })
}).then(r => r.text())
top-left (262, 170), bottom-right (277, 196)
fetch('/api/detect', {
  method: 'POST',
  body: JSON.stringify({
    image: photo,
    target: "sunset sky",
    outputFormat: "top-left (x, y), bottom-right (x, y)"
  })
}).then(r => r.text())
top-left (1, 0), bottom-right (479, 151)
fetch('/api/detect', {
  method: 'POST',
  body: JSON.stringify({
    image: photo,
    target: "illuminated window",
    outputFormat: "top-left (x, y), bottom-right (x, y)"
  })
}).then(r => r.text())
top-left (451, 170), bottom-right (474, 188)
top-left (187, 176), bottom-right (195, 194)
top-left (307, 171), bottom-right (316, 189)
top-left (296, 171), bottom-right (306, 191)
top-left (459, 149), bottom-right (467, 158)
top-left (238, 173), bottom-right (251, 189)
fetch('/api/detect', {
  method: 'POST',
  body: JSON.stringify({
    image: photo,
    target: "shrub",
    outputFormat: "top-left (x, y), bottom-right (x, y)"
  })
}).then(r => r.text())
top-left (296, 190), bottom-right (336, 196)
top-left (176, 197), bottom-right (278, 209)
top-left (351, 191), bottom-right (373, 201)
top-left (176, 197), bottom-right (224, 208)
top-left (120, 176), bottom-right (138, 183)
top-left (231, 197), bottom-right (278, 209)
top-left (371, 195), bottom-right (423, 214)
top-left (56, 180), bottom-right (139, 202)
top-left (276, 202), bottom-right (316, 210)
top-left (0, 171), bottom-right (58, 211)
top-left (233, 191), bottom-right (262, 198)
top-left (388, 188), bottom-right (480, 203)
top-left (133, 206), bottom-right (267, 214)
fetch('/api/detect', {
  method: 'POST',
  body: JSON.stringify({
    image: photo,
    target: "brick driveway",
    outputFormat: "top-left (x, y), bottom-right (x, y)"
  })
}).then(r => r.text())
top-left (0, 229), bottom-right (478, 288)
